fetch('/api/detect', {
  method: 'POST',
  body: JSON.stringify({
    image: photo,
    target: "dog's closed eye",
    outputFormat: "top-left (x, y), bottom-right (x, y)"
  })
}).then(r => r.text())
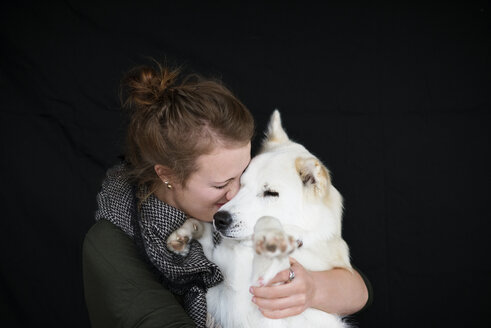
top-left (263, 190), bottom-right (279, 197)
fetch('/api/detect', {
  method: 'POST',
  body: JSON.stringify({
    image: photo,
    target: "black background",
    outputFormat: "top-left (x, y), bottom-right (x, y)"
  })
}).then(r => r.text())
top-left (1, 1), bottom-right (489, 327)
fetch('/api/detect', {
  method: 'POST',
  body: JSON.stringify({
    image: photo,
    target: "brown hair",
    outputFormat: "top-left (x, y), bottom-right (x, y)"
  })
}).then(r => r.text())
top-left (121, 61), bottom-right (254, 200)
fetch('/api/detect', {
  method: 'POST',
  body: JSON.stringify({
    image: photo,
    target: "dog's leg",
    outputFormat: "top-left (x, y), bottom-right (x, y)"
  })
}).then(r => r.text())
top-left (166, 218), bottom-right (205, 256)
top-left (252, 216), bottom-right (297, 286)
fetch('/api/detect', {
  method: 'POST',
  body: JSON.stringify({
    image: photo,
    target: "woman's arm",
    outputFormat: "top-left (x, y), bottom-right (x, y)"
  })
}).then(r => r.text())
top-left (249, 258), bottom-right (369, 319)
top-left (83, 219), bottom-right (196, 327)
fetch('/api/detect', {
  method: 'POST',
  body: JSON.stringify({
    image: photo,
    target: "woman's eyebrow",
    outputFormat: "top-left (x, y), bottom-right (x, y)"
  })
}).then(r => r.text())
top-left (214, 161), bottom-right (250, 184)
top-left (214, 177), bottom-right (234, 185)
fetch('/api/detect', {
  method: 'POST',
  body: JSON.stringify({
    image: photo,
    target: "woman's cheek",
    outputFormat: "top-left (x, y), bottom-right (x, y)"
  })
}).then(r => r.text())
top-left (211, 190), bottom-right (228, 204)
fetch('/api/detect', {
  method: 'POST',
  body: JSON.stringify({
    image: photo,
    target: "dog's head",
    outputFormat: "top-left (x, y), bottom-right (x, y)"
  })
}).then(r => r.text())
top-left (213, 110), bottom-right (343, 241)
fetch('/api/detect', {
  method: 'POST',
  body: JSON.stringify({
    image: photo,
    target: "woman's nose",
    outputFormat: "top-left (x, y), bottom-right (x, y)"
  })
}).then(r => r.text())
top-left (225, 179), bottom-right (240, 200)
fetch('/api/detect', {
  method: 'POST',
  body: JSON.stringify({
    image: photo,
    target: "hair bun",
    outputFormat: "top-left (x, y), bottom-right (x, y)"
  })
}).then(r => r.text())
top-left (121, 63), bottom-right (180, 112)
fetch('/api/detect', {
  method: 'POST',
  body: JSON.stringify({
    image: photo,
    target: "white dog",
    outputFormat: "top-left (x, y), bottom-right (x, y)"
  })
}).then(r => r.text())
top-left (168, 110), bottom-right (352, 328)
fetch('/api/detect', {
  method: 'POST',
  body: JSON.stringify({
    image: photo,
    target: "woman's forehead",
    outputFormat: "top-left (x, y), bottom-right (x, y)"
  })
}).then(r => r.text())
top-left (195, 142), bottom-right (251, 181)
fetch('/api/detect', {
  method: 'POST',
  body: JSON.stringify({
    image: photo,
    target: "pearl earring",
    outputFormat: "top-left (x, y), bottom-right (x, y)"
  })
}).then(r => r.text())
top-left (164, 181), bottom-right (172, 189)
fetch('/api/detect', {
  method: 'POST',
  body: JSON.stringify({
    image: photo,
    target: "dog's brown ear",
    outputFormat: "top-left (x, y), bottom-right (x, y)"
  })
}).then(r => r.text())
top-left (259, 110), bottom-right (290, 153)
top-left (295, 157), bottom-right (331, 198)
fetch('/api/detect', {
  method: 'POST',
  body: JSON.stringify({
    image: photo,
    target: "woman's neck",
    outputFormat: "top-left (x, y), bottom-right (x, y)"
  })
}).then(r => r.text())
top-left (153, 184), bottom-right (175, 207)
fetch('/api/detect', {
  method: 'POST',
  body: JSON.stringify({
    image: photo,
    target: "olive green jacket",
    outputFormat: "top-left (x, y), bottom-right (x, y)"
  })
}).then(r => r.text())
top-left (83, 219), bottom-right (195, 327)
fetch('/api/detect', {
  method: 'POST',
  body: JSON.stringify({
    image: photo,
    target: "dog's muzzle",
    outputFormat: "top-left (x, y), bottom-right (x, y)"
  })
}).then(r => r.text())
top-left (213, 210), bottom-right (233, 232)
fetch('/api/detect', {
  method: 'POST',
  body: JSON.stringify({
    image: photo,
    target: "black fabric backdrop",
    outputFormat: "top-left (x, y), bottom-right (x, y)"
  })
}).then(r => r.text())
top-left (1, 1), bottom-right (489, 327)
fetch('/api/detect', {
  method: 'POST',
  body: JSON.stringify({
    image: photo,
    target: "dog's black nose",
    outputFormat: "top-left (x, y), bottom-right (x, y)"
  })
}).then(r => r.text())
top-left (214, 211), bottom-right (232, 230)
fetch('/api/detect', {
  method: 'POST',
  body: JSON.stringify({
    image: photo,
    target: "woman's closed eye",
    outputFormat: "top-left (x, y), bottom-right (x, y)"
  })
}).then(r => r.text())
top-left (214, 184), bottom-right (228, 189)
top-left (214, 181), bottom-right (231, 189)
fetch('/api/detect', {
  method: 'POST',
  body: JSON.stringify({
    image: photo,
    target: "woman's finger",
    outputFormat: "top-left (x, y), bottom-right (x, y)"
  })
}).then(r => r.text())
top-left (259, 305), bottom-right (306, 319)
top-left (265, 268), bottom-right (291, 286)
top-left (252, 293), bottom-right (307, 312)
top-left (250, 281), bottom-right (296, 299)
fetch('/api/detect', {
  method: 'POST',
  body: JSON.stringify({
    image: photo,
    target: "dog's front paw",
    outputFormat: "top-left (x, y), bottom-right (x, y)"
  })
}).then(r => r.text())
top-left (166, 218), bottom-right (204, 256)
top-left (253, 216), bottom-right (297, 257)
top-left (167, 230), bottom-right (192, 256)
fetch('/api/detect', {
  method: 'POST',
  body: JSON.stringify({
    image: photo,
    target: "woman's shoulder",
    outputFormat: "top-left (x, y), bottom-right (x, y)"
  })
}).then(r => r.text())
top-left (83, 219), bottom-right (195, 327)
top-left (83, 220), bottom-right (155, 287)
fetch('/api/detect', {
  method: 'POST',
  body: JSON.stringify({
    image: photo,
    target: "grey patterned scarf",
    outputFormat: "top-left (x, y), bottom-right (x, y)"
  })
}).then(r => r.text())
top-left (95, 164), bottom-right (223, 327)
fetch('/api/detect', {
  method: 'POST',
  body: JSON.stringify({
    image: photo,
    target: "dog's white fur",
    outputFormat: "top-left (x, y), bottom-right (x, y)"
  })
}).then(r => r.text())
top-left (167, 110), bottom-right (352, 328)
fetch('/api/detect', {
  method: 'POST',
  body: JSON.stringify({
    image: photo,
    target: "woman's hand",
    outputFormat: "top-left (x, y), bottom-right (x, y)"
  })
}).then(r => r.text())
top-left (249, 258), bottom-right (315, 319)
top-left (249, 258), bottom-right (369, 318)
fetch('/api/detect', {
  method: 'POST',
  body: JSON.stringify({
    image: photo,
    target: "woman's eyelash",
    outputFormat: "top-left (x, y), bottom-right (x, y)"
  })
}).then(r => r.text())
top-left (214, 184), bottom-right (228, 189)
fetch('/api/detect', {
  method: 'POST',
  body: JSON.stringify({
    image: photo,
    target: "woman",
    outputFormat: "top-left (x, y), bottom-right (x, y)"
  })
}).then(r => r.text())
top-left (83, 62), bottom-right (371, 328)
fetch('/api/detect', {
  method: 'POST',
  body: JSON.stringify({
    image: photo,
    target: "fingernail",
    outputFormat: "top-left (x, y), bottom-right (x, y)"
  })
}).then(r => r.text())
top-left (249, 286), bottom-right (254, 294)
top-left (251, 296), bottom-right (256, 303)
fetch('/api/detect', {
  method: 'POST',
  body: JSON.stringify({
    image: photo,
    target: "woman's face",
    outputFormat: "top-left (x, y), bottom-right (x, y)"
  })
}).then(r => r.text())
top-left (163, 142), bottom-right (251, 222)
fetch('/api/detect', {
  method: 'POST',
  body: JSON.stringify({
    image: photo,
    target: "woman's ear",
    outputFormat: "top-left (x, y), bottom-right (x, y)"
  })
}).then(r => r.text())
top-left (154, 164), bottom-right (172, 183)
